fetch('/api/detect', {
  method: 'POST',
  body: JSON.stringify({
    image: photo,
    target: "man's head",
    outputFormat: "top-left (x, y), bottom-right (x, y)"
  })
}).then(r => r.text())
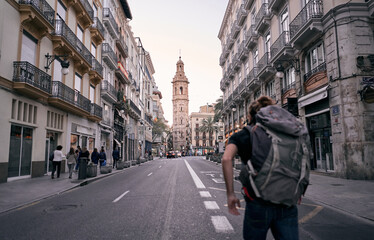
top-left (56, 145), bottom-right (63, 150)
top-left (247, 96), bottom-right (274, 125)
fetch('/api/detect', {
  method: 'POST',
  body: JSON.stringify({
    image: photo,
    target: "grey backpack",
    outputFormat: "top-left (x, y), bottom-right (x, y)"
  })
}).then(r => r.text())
top-left (243, 105), bottom-right (311, 206)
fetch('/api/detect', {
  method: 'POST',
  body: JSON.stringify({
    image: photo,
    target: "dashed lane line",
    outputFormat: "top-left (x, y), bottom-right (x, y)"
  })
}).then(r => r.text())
top-left (184, 160), bottom-right (206, 189)
top-left (147, 172), bottom-right (153, 177)
top-left (211, 216), bottom-right (234, 233)
top-left (199, 191), bottom-right (212, 198)
top-left (204, 201), bottom-right (220, 210)
top-left (113, 190), bottom-right (130, 203)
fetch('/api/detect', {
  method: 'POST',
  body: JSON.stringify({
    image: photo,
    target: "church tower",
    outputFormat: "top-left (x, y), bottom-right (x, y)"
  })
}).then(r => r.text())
top-left (172, 56), bottom-right (189, 152)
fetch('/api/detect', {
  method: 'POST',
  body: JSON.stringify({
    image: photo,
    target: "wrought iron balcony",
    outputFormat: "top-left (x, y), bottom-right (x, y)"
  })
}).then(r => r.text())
top-left (145, 115), bottom-right (154, 126)
top-left (246, 67), bottom-right (260, 90)
top-left (232, 53), bottom-right (241, 71)
top-left (101, 80), bottom-right (117, 103)
top-left (89, 58), bottom-right (103, 84)
top-left (227, 33), bottom-right (235, 50)
top-left (270, 31), bottom-right (293, 63)
top-left (239, 78), bottom-right (248, 97)
top-left (50, 81), bottom-right (91, 115)
top-left (66, 0), bottom-right (93, 28)
top-left (255, 3), bottom-right (271, 34)
top-left (90, 17), bottom-right (105, 45)
top-left (53, 19), bottom-right (92, 68)
top-left (289, 0), bottom-right (323, 49)
top-left (245, 25), bottom-right (258, 49)
top-left (220, 78), bottom-right (227, 91)
top-left (116, 37), bottom-right (129, 57)
top-left (231, 20), bottom-right (241, 39)
top-left (128, 99), bottom-right (141, 119)
top-left (19, 0), bottom-right (55, 32)
top-left (88, 103), bottom-right (103, 122)
top-left (115, 61), bottom-right (130, 84)
top-left (269, 0), bottom-right (287, 14)
top-left (102, 43), bottom-right (118, 70)
top-left (79, 0), bottom-right (93, 21)
top-left (304, 62), bottom-right (326, 82)
top-left (244, 0), bottom-right (255, 10)
top-left (257, 52), bottom-right (275, 79)
top-left (103, 8), bottom-right (119, 39)
top-left (13, 61), bottom-right (51, 98)
top-left (236, 4), bottom-right (247, 26)
top-left (238, 40), bottom-right (249, 61)
top-left (281, 82), bottom-right (296, 95)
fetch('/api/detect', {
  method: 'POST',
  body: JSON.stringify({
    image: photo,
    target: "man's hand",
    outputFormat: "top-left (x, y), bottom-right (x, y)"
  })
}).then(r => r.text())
top-left (227, 194), bottom-right (241, 215)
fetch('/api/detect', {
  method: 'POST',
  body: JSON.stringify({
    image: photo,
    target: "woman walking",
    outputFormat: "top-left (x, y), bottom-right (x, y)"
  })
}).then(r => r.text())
top-left (66, 147), bottom-right (77, 179)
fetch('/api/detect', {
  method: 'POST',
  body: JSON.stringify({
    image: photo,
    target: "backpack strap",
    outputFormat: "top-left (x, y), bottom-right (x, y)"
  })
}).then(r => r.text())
top-left (294, 138), bottom-right (309, 195)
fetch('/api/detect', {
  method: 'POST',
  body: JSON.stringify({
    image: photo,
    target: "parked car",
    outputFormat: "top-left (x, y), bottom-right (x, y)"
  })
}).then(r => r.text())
top-left (167, 151), bottom-right (176, 158)
top-left (175, 151), bottom-right (182, 157)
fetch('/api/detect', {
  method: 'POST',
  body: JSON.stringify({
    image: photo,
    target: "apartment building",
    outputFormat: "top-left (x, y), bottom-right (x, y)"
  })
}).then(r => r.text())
top-left (219, 0), bottom-right (374, 179)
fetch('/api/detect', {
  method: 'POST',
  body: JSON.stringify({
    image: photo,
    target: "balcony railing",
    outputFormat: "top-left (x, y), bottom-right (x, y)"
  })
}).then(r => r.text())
top-left (247, 67), bottom-right (259, 89)
top-left (90, 103), bottom-right (102, 119)
top-left (257, 52), bottom-right (270, 74)
top-left (80, 0), bottom-right (93, 21)
top-left (116, 37), bottom-right (129, 56)
top-left (103, 8), bottom-right (119, 37)
top-left (102, 43), bottom-right (118, 69)
top-left (270, 31), bottom-right (290, 59)
top-left (128, 99), bottom-right (141, 116)
top-left (236, 4), bottom-right (247, 26)
top-left (255, 3), bottom-right (270, 32)
top-left (101, 80), bottom-right (117, 99)
top-left (245, 25), bottom-right (258, 49)
top-left (290, 0), bottom-right (323, 40)
top-left (13, 61), bottom-right (51, 94)
top-left (19, 0), bottom-right (55, 26)
top-left (92, 17), bottom-right (105, 37)
top-left (145, 115), bottom-right (154, 126)
top-left (281, 82), bottom-right (296, 95)
top-left (304, 62), bottom-right (326, 82)
top-left (54, 19), bottom-right (92, 65)
top-left (51, 81), bottom-right (91, 113)
top-left (91, 57), bottom-right (103, 76)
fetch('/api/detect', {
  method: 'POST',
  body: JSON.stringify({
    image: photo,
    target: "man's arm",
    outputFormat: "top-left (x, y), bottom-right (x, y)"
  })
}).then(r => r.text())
top-left (222, 144), bottom-right (241, 215)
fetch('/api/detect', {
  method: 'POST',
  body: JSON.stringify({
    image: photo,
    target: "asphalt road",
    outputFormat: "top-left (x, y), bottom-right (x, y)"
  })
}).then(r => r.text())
top-left (0, 156), bottom-right (373, 240)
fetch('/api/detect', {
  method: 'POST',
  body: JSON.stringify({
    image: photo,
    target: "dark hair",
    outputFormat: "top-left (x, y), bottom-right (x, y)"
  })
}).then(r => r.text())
top-left (56, 145), bottom-right (63, 150)
top-left (248, 96), bottom-right (274, 125)
top-left (93, 148), bottom-right (98, 152)
top-left (69, 147), bottom-right (74, 155)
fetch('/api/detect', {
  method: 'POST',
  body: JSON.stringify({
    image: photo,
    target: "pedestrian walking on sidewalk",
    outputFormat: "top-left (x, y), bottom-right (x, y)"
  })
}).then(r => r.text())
top-left (52, 145), bottom-right (65, 179)
top-left (74, 146), bottom-right (82, 172)
top-left (91, 148), bottom-right (99, 165)
top-left (66, 147), bottom-right (77, 179)
top-left (222, 96), bottom-right (311, 240)
top-left (112, 147), bottom-right (119, 168)
top-left (99, 147), bottom-right (107, 168)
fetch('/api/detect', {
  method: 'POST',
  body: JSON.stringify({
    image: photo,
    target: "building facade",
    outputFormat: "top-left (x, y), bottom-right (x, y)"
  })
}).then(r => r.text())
top-left (219, 0), bottom-right (374, 179)
top-left (172, 57), bottom-right (189, 151)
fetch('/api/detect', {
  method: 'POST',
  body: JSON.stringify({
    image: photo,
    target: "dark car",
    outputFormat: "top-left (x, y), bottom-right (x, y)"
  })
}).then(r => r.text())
top-left (167, 151), bottom-right (176, 158)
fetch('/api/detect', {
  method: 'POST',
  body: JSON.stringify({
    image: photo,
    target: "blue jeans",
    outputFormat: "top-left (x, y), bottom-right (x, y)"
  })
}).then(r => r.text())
top-left (243, 199), bottom-right (299, 240)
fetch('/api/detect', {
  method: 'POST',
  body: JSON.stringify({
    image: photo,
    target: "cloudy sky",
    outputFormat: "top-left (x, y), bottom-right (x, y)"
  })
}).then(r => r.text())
top-left (127, 0), bottom-right (229, 125)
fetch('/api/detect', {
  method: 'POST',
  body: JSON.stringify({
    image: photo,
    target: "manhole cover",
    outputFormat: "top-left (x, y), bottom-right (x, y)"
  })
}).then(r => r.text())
top-left (331, 184), bottom-right (344, 186)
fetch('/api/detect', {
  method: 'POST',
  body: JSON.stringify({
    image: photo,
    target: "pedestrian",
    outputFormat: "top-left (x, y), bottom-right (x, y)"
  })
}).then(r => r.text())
top-left (91, 148), bottom-right (99, 165)
top-left (222, 96), bottom-right (310, 240)
top-left (80, 146), bottom-right (90, 162)
top-left (52, 145), bottom-right (65, 179)
top-left (112, 147), bottom-right (119, 168)
top-left (66, 147), bottom-right (77, 179)
top-left (74, 145), bottom-right (82, 171)
top-left (99, 146), bottom-right (107, 168)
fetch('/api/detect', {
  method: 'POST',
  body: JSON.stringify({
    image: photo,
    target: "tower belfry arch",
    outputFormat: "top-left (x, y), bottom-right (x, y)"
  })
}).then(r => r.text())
top-left (172, 56), bottom-right (189, 151)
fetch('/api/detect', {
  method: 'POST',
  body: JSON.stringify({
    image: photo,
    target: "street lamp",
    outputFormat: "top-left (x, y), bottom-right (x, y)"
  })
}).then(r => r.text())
top-left (45, 53), bottom-right (70, 75)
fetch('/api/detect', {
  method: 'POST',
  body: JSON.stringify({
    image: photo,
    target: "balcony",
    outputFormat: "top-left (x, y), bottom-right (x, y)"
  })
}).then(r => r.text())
top-left (238, 41), bottom-right (249, 61)
top-left (87, 103), bottom-right (102, 122)
top-left (101, 80), bottom-right (117, 103)
top-left (102, 43), bottom-right (118, 70)
top-left (255, 3), bottom-right (271, 35)
top-left (227, 33), bottom-right (235, 50)
top-left (270, 31), bottom-right (294, 63)
top-left (269, 0), bottom-right (287, 15)
top-left (257, 52), bottom-right (275, 79)
top-left (289, 0), bottom-right (323, 50)
top-left (244, 0), bottom-right (255, 10)
top-left (219, 53), bottom-right (226, 66)
top-left (231, 20), bottom-right (241, 40)
top-left (19, 0), bottom-right (55, 38)
top-left (12, 61), bottom-right (51, 99)
top-left (227, 65), bottom-right (235, 79)
top-left (49, 81), bottom-right (91, 117)
top-left (245, 25), bottom-right (258, 49)
top-left (281, 82), bottom-right (296, 96)
top-left (145, 115), bottom-right (154, 126)
top-left (370, 0), bottom-right (374, 17)
top-left (52, 19), bottom-right (92, 73)
top-left (116, 37), bottom-right (129, 57)
top-left (232, 53), bottom-right (241, 71)
top-left (128, 99), bottom-right (141, 120)
top-left (89, 58), bottom-right (103, 85)
top-left (246, 67), bottom-right (260, 91)
top-left (90, 17), bottom-right (105, 45)
top-left (67, 0), bottom-right (93, 28)
top-left (304, 62), bottom-right (327, 82)
top-left (103, 8), bottom-right (119, 39)
top-left (239, 78), bottom-right (249, 97)
top-left (236, 4), bottom-right (247, 26)
top-left (220, 78), bottom-right (226, 91)
top-left (115, 61), bottom-right (130, 84)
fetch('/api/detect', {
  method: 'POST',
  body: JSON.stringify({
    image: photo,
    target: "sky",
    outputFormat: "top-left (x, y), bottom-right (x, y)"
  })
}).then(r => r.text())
top-left (127, 0), bottom-right (229, 125)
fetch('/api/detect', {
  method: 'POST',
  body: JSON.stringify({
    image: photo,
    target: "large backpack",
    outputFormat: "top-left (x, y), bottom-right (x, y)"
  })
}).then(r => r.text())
top-left (242, 105), bottom-right (311, 206)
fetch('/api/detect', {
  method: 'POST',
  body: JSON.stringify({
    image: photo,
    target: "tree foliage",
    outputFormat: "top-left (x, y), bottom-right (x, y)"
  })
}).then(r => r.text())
top-left (152, 118), bottom-right (167, 142)
top-left (214, 96), bottom-right (223, 122)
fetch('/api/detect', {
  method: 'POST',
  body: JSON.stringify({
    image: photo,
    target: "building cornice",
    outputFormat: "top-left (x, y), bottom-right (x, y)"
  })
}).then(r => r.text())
top-left (218, 0), bottom-right (233, 39)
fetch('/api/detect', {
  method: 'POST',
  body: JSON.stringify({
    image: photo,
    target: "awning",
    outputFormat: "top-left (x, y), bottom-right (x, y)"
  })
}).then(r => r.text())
top-left (298, 86), bottom-right (328, 108)
top-left (114, 138), bottom-right (121, 146)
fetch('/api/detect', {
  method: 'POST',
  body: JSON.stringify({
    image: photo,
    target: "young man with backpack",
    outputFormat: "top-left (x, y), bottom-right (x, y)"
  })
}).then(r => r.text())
top-left (222, 96), bottom-right (311, 240)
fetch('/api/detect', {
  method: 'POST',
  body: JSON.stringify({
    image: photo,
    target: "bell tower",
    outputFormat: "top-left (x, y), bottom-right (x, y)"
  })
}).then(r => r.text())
top-left (172, 56), bottom-right (189, 152)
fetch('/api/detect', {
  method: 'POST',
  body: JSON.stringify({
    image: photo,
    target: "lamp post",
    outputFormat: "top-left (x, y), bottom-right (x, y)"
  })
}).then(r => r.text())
top-left (45, 53), bottom-right (70, 75)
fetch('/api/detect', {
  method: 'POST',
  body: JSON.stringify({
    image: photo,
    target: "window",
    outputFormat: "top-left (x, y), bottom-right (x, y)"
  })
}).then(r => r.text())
top-left (284, 67), bottom-right (295, 89)
top-left (21, 31), bottom-right (37, 65)
top-left (254, 90), bottom-right (261, 100)
top-left (180, 87), bottom-right (183, 95)
top-left (265, 32), bottom-right (271, 56)
top-left (93, 3), bottom-right (98, 18)
top-left (238, 71), bottom-right (242, 84)
top-left (91, 43), bottom-right (96, 58)
top-left (305, 42), bottom-right (325, 73)
top-left (90, 85), bottom-right (95, 103)
top-left (245, 60), bottom-right (249, 75)
top-left (57, 0), bottom-right (66, 21)
top-left (265, 80), bottom-right (275, 97)
top-left (280, 8), bottom-right (289, 32)
top-left (74, 73), bottom-right (82, 92)
top-left (253, 48), bottom-right (258, 66)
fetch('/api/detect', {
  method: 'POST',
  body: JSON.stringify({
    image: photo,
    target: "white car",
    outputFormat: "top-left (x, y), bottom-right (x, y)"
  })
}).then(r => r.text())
top-left (175, 151), bottom-right (182, 157)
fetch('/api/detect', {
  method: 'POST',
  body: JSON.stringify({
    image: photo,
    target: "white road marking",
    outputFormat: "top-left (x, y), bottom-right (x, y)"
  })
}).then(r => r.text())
top-left (147, 172), bottom-right (153, 176)
top-left (199, 191), bottom-right (212, 198)
top-left (204, 201), bottom-right (220, 210)
top-left (212, 178), bottom-right (225, 183)
top-left (211, 216), bottom-right (234, 233)
top-left (159, 166), bottom-right (162, 168)
top-left (184, 160), bottom-right (206, 189)
top-left (113, 190), bottom-right (130, 203)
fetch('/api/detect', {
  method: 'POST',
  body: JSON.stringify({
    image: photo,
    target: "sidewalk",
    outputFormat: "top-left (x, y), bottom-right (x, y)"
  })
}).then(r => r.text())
top-left (1, 160), bottom-right (373, 222)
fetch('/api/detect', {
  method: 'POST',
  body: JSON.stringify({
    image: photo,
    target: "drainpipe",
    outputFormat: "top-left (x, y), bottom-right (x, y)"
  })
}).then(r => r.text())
top-left (332, 9), bottom-right (342, 81)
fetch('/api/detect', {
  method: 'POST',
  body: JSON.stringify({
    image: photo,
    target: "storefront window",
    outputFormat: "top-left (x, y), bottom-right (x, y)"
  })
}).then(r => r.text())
top-left (89, 137), bottom-right (95, 152)
top-left (70, 134), bottom-right (79, 149)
